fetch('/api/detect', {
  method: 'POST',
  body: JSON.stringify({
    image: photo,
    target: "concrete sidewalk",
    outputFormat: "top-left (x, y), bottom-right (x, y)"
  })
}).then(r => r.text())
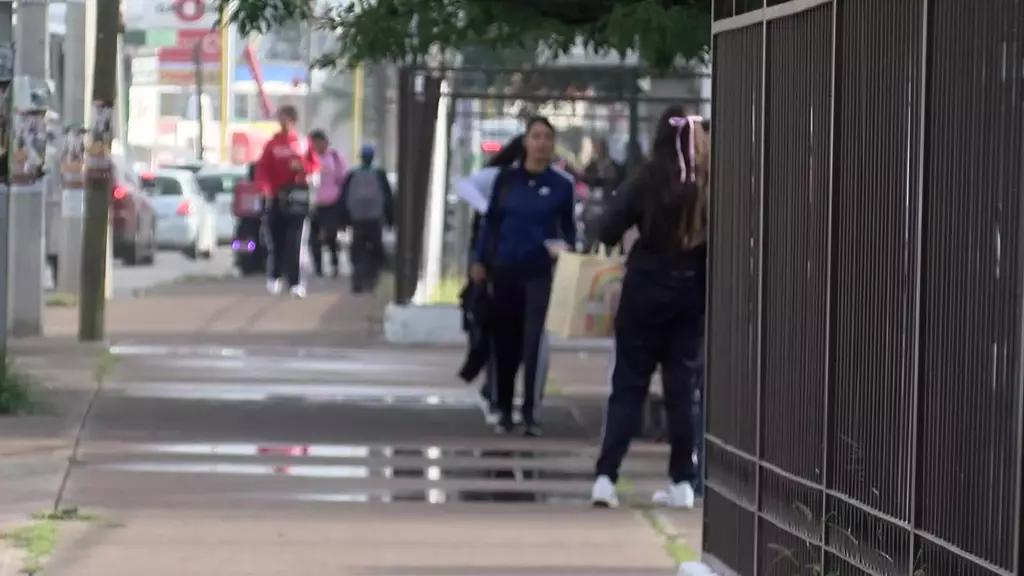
top-left (44, 277), bottom-right (388, 347)
top-left (3, 277), bottom-right (701, 575)
top-left (0, 339), bottom-right (106, 524)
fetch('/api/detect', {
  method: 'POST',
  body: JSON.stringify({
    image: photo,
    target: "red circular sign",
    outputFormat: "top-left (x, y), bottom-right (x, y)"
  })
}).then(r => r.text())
top-left (174, 0), bottom-right (205, 22)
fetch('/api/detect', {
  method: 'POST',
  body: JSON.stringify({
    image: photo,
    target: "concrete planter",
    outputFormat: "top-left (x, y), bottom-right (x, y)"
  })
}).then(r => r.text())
top-left (383, 303), bottom-right (615, 351)
top-left (679, 561), bottom-right (718, 576)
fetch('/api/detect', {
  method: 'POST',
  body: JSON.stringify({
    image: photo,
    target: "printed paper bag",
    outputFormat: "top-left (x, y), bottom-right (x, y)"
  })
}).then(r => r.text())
top-left (545, 252), bottom-right (625, 339)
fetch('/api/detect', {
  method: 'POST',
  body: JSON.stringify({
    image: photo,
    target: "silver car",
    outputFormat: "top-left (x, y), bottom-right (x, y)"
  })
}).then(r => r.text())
top-left (146, 169), bottom-right (217, 259)
top-left (197, 166), bottom-right (249, 245)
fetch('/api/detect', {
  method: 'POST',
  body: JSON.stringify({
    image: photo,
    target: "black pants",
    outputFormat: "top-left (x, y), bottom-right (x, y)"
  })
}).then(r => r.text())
top-left (265, 198), bottom-right (304, 287)
top-left (350, 220), bottom-right (384, 293)
top-left (309, 207), bottom-right (340, 276)
top-left (596, 266), bottom-right (704, 484)
top-left (489, 268), bottom-right (551, 424)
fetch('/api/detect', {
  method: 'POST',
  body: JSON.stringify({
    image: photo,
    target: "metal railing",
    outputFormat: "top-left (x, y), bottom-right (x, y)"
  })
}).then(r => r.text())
top-left (705, 1), bottom-right (1024, 574)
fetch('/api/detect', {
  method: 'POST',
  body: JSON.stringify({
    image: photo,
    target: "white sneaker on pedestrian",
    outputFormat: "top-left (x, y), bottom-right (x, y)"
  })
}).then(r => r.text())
top-left (289, 284), bottom-right (307, 299)
top-left (652, 481), bottom-right (695, 509)
top-left (591, 475), bottom-right (620, 508)
top-left (267, 278), bottom-right (283, 295)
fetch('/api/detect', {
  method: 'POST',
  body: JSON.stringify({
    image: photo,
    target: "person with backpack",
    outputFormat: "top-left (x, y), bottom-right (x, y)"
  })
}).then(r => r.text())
top-left (340, 144), bottom-right (393, 293)
top-left (309, 130), bottom-right (347, 278)
top-left (469, 117), bottom-right (576, 437)
top-left (591, 106), bottom-right (709, 510)
top-left (255, 105), bottom-right (320, 298)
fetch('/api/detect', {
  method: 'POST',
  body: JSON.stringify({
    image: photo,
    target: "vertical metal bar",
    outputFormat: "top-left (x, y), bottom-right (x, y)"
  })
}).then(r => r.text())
top-left (821, 0), bottom-right (838, 568)
top-left (908, 0), bottom-right (929, 571)
top-left (1013, 0), bottom-right (1024, 568)
top-left (702, 31), bottom-right (718, 521)
top-left (753, 11), bottom-right (767, 574)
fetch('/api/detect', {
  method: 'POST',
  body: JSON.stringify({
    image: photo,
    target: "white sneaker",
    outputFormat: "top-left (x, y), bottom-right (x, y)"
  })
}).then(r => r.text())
top-left (266, 278), bottom-right (283, 295)
top-left (591, 475), bottom-right (620, 508)
top-left (289, 284), bottom-right (307, 299)
top-left (652, 481), bottom-right (696, 509)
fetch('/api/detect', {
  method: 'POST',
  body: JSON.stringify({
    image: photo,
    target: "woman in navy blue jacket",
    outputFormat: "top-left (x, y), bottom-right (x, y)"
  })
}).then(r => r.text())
top-left (591, 106), bottom-right (709, 509)
top-left (470, 117), bottom-right (576, 436)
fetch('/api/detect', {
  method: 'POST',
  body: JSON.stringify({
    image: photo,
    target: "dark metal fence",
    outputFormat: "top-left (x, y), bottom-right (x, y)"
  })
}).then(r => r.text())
top-left (705, 1), bottom-right (1024, 575)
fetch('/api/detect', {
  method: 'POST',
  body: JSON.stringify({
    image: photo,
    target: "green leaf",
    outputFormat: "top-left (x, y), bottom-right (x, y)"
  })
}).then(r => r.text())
top-left (219, 0), bottom-right (711, 71)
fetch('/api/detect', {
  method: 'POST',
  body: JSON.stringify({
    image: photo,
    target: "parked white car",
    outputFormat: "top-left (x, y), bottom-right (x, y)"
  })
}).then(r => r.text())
top-left (197, 166), bottom-right (249, 245)
top-left (145, 169), bottom-right (217, 259)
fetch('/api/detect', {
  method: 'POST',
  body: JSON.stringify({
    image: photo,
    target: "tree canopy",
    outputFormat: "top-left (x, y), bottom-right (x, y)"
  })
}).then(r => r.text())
top-left (220, 0), bottom-right (711, 71)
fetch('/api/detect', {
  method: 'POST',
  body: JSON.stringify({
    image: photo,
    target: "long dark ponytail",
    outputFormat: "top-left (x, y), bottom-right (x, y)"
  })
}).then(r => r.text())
top-left (486, 135), bottom-right (525, 168)
top-left (639, 105), bottom-right (709, 250)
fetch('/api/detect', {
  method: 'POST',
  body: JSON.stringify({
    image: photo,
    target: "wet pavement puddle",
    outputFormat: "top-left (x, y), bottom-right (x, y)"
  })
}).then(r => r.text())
top-left (281, 489), bottom-right (590, 505)
top-left (110, 345), bottom-right (437, 375)
top-left (136, 442), bottom-right (587, 461)
top-left (91, 460), bottom-right (610, 483)
top-left (113, 383), bottom-right (477, 407)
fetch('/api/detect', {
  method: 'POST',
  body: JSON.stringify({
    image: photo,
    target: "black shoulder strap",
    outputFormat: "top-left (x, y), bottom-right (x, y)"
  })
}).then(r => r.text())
top-left (483, 167), bottom-right (511, 268)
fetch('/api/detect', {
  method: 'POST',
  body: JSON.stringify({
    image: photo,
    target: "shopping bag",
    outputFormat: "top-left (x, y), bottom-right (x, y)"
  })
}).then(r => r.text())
top-left (545, 252), bottom-right (625, 339)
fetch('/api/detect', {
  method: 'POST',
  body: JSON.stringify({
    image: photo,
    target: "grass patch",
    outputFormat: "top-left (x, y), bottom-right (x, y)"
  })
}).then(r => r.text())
top-left (639, 508), bottom-right (700, 565)
top-left (0, 361), bottom-right (34, 415)
top-left (33, 508), bottom-right (95, 523)
top-left (2, 520), bottom-right (57, 574)
top-left (174, 272), bottom-right (233, 285)
top-left (93, 350), bottom-right (118, 389)
top-left (374, 271), bottom-right (396, 305)
top-left (624, 479), bottom-right (699, 567)
top-left (45, 293), bottom-right (78, 308)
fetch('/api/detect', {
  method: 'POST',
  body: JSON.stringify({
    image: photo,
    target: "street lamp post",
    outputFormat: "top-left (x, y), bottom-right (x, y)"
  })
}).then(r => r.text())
top-left (193, 34), bottom-right (205, 162)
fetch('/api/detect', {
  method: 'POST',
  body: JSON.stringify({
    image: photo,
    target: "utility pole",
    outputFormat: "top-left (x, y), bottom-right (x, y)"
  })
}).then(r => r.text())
top-left (78, 0), bottom-right (118, 342)
top-left (193, 37), bottom-right (205, 162)
top-left (8, 0), bottom-right (49, 337)
top-left (0, 0), bottom-right (13, 361)
top-left (219, 22), bottom-right (230, 163)
top-left (351, 64), bottom-right (364, 154)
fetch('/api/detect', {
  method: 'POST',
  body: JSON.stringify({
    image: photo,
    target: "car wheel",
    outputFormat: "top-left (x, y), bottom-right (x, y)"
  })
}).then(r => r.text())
top-left (184, 243), bottom-right (198, 260)
top-left (144, 224), bottom-right (157, 265)
top-left (124, 230), bottom-right (139, 266)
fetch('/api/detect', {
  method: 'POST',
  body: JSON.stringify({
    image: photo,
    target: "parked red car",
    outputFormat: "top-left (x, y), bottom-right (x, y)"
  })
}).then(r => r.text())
top-left (111, 159), bottom-right (157, 266)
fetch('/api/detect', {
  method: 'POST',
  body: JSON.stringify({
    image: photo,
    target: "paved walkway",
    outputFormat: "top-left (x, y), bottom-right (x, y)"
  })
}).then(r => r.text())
top-left (2, 278), bottom-right (701, 575)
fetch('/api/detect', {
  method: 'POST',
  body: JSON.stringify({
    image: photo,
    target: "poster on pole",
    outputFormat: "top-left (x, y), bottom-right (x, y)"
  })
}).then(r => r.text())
top-left (61, 127), bottom-right (86, 217)
top-left (87, 102), bottom-right (114, 171)
top-left (11, 113), bottom-right (47, 185)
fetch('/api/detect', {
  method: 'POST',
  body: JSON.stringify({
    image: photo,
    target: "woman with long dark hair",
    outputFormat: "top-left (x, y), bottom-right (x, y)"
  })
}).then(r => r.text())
top-left (469, 117), bottom-right (576, 436)
top-left (591, 106), bottom-right (709, 508)
top-left (456, 135), bottom-right (526, 420)
top-left (456, 135), bottom-right (526, 216)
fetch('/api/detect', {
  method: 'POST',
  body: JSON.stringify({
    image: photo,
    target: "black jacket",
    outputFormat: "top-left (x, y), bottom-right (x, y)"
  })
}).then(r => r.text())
top-left (458, 280), bottom-right (491, 382)
top-left (600, 174), bottom-right (707, 279)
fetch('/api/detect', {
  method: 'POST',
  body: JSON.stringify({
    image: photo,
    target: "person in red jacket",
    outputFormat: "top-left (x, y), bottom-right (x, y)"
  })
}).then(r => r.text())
top-left (254, 105), bottom-right (319, 297)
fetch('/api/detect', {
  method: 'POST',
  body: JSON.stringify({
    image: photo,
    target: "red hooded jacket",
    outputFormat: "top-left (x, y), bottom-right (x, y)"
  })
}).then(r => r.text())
top-left (254, 130), bottom-right (320, 198)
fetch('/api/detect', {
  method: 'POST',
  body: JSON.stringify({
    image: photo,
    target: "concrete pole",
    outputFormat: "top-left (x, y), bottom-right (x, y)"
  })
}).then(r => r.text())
top-left (57, 0), bottom-right (93, 295)
top-left (8, 0), bottom-right (49, 337)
